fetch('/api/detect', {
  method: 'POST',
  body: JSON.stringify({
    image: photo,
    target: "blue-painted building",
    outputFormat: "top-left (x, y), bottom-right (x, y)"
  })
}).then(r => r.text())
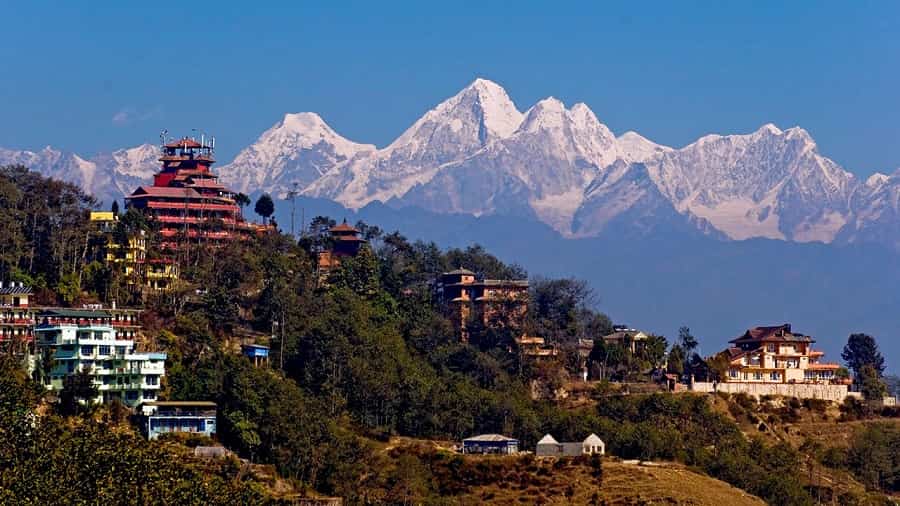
top-left (141, 401), bottom-right (217, 440)
top-left (462, 434), bottom-right (519, 455)
top-left (241, 344), bottom-right (269, 367)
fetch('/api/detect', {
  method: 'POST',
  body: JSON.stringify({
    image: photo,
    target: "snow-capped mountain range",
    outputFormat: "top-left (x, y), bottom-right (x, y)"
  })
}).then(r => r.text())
top-left (2, 78), bottom-right (898, 249)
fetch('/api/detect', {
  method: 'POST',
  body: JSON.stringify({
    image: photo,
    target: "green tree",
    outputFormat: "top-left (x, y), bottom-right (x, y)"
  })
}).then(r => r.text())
top-left (254, 193), bottom-right (275, 222)
top-left (858, 365), bottom-right (888, 402)
top-left (234, 192), bottom-right (251, 218)
top-left (842, 333), bottom-right (885, 383)
top-left (58, 367), bottom-right (99, 417)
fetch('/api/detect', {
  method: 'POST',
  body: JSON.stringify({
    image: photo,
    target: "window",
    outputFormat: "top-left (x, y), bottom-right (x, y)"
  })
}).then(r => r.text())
top-left (81, 360), bottom-right (93, 371)
top-left (94, 331), bottom-right (104, 340)
top-left (116, 346), bottom-right (127, 355)
top-left (80, 345), bottom-right (94, 357)
top-left (753, 372), bottom-right (762, 380)
top-left (766, 343), bottom-right (776, 352)
top-left (770, 372), bottom-right (780, 381)
top-left (145, 375), bottom-right (159, 386)
top-left (729, 369), bottom-right (738, 378)
top-left (103, 376), bottom-right (112, 385)
top-left (98, 345), bottom-right (111, 356)
top-left (144, 390), bottom-right (156, 400)
top-left (125, 391), bottom-right (139, 401)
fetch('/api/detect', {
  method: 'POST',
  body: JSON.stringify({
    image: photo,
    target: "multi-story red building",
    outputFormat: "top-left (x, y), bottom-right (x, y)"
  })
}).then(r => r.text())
top-left (126, 136), bottom-right (265, 250)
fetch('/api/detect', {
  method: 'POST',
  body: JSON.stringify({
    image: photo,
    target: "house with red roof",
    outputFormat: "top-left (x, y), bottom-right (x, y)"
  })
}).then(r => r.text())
top-left (723, 324), bottom-right (848, 385)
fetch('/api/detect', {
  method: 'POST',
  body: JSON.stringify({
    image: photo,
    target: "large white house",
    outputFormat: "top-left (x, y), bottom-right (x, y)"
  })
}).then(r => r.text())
top-left (30, 309), bottom-right (166, 407)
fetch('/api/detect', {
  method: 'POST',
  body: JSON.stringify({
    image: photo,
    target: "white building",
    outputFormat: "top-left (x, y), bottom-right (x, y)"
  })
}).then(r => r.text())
top-left (536, 433), bottom-right (605, 457)
top-left (30, 309), bottom-right (166, 407)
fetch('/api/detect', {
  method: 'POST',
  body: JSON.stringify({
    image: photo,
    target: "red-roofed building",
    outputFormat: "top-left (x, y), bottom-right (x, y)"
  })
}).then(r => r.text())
top-left (722, 324), bottom-right (848, 385)
top-left (317, 220), bottom-right (367, 272)
top-left (126, 135), bottom-right (268, 250)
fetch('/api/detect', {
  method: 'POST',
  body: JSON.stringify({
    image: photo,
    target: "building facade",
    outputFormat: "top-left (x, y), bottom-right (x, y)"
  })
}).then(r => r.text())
top-left (535, 433), bottom-right (605, 457)
top-left (317, 221), bottom-right (367, 273)
top-left (723, 324), bottom-right (846, 384)
top-left (125, 136), bottom-right (266, 252)
top-left (438, 268), bottom-right (529, 342)
top-left (30, 309), bottom-right (165, 407)
top-left (462, 434), bottom-right (520, 455)
top-left (0, 282), bottom-right (34, 348)
top-left (141, 401), bottom-right (217, 440)
top-left (89, 211), bottom-right (179, 291)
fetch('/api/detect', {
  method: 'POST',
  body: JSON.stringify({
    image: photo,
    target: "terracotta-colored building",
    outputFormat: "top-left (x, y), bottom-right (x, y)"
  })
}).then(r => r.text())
top-left (723, 324), bottom-right (846, 384)
top-left (438, 268), bottom-right (529, 342)
top-left (317, 221), bottom-right (367, 272)
top-left (126, 136), bottom-right (266, 250)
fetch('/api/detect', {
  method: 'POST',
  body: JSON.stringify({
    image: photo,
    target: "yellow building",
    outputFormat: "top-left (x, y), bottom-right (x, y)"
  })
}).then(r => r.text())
top-left (89, 211), bottom-right (177, 291)
top-left (724, 324), bottom-right (845, 384)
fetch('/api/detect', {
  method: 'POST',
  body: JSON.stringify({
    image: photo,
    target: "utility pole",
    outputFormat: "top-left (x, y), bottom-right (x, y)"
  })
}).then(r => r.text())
top-left (287, 182), bottom-right (299, 239)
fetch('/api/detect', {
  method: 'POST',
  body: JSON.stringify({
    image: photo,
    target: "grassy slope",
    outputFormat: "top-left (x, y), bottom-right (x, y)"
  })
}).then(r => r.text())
top-left (458, 460), bottom-right (765, 505)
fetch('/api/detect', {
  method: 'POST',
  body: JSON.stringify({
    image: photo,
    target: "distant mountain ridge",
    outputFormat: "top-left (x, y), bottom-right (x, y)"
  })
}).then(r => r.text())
top-left (2, 78), bottom-right (899, 250)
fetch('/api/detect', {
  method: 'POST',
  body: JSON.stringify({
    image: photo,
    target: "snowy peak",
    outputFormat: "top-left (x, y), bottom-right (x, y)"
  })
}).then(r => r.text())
top-left (108, 143), bottom-right (159, 178)
top-left (616, 131), bottom-right (672, 163)
top-left (217, 112), bottom-right (374, 195)
top-left (387, 77), bottom-right (523, 153)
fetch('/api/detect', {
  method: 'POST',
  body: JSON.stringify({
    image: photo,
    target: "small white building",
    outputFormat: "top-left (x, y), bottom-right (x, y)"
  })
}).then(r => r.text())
top-left (536, 433), bottom-right (605, 457)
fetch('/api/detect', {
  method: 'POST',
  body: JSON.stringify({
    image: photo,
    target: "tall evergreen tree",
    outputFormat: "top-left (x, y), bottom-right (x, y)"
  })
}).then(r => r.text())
top-left (842, 333), bottom-right (886, 380)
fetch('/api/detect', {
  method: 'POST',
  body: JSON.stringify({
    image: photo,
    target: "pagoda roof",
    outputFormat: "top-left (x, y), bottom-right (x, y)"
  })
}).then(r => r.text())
top-left (330, 221), bottom-right (359, 233)
top-left (444, 267), bottom-right (475, 276)
top-left (165, 138), bottom-right (204, 149)
top-left (729, 324), bottom-right (814, 345)
top-left (128, 186), bottom-right (202, 199)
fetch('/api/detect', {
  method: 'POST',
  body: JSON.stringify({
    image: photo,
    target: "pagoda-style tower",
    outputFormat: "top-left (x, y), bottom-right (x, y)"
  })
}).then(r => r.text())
top-left (126, 135), bottom-right (263, 249)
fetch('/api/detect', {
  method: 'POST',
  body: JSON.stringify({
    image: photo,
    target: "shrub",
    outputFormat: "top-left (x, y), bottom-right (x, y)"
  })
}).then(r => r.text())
top-left (733, 393), bottom-right (756, 411)
top-left (788, 397), bottom-right (802, 410)
top-left (802, 398), bottom-right (829, 413)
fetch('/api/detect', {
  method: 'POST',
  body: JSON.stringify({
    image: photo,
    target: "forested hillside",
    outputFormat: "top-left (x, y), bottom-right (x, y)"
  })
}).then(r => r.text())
top-left (1, 166), bottom-right (898, 505)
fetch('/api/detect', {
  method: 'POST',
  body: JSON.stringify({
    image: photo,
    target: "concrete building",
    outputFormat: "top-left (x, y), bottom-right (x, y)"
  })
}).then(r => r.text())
top-left (0, 282), bottom-right (34, 348)
top-left (30, 309), bottom-right (166, 407)
top-left (602, 326), bottom-right (649, 354)
top-left (535, 433), bottom-right (605, 457)
top-left (125, 135), bottom-right (269, 252)
top-left (141, 401), bottom-right (217, 440)
top-left (723, 324), bottom-right (846, 385)
top-left (90, 211), bottom-right (179, 292)
top-left (438, 268), bottom-right (529, 343)
top-left (462, 434), bottom-right (519, 455)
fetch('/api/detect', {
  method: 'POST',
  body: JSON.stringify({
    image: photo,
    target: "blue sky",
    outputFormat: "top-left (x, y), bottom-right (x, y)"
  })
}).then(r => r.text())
top-left (1, 1), bottom-right (898, 175)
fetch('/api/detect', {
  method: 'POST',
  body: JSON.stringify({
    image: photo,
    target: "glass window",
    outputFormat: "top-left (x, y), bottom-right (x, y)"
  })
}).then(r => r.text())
top-left (116, 346), bottom-right (126, 355)
top-left (766, 343), bottom-right (776, 352)
top-left (753, 372), bottom-right (762, 380)
top-left (145, 375), bottom-right (159, 386)
top-left (770, 372), bottom-right (780, 381)
top-left (144, 390), bottom-right (156, 400)
top-left (729, 369), bottom-right (738, 378)
top-left (98, 345), bottom-right (111, 356)
top-left (80, 345), bottom-right (94, 356)
top-left (94, 331), bottom-right (104, 340)
top-left (125, 391), bottom-right (139, 401)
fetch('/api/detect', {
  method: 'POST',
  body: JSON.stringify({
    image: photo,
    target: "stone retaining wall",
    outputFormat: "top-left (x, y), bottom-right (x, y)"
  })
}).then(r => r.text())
top-left (691, 381), bottom-right (858, 402)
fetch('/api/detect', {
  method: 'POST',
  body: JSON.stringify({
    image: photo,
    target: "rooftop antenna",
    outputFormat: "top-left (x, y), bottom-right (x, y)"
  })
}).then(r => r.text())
top-left (159, 129), bottom-right (168, 147)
